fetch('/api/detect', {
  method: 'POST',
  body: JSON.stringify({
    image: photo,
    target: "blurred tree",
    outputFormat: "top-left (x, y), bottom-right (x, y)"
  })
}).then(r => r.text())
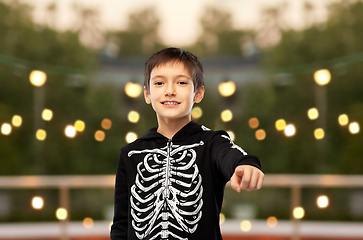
top-left (0, 1), bottom-right (98, 175)
top-left (261, 0), bottom-right (363, 174)
top-left (189, 7), bottom-right (256, 57)
top-left (104, 7), bottom-right (165, 57)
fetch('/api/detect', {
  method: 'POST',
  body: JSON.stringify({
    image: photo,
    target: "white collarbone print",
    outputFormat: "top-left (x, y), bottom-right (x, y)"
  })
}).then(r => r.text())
top-left (128, 140), bottom-right (204, 240)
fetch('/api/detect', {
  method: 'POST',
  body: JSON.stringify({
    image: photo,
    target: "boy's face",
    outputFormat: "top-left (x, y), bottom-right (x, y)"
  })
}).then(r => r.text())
top-left (144, 62), bottom-right (204, 123)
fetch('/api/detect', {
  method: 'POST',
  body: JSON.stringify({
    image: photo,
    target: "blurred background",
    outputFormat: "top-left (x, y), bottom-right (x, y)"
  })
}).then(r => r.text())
top-left (0, 0), bottom-right (363, 239)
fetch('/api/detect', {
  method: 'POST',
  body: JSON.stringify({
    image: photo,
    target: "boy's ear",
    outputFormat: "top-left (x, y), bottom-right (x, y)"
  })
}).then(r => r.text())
top-left (194, 86), bottom-right (205, 103)
top-left (144, 87), bottom-right (151, 104)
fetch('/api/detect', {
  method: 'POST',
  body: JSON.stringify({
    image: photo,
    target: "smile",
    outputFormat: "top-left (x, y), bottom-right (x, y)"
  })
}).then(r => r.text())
top-left (161, 101), bottom-right (180, 105)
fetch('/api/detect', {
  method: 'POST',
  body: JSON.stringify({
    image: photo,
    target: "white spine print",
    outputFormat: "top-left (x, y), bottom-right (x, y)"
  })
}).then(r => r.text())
top-left (128, 141), bottom-right (204, 240)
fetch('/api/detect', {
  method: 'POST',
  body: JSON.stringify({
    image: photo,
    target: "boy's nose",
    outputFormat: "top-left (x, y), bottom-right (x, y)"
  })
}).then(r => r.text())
top-left (164, 85), bottom-right (176, 96)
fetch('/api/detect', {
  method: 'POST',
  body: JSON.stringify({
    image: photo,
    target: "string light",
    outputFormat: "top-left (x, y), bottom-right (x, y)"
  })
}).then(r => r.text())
top-left (284, 124), bottom-right (296, 137)
top-left (219, 213), bottom-right (226, 224)
top-left (275, 119), bottom-right (286, 131)
top-left (317, 195), bottom-right (329, 208)
top-left (56, 208), bottom-right (68, 220)
top-left (74, 120), bottom-right (86, 132)
top-left (65, 125), bottom-right (76, 138)
top-left (31, 196), bottom-right (44, 210)
top-left (349, 122), bottom-right (360, 134)
top-left (126, 132), bottom-right (138, 143)
top-left (314, 69), bottom-right (331, 86)
top-left (12, 115), bottom-right (22, 127)
top-left (267, 216), bottom-right (278, 228)
top-left (221, 110), bottom-right (233, 122)
top-left (83, 218), bottom-right (94, 229)
top-left (255, 129), bottom-right (266, 140)
top-left (338, 114), bottom-right (349, 126)
top-left (293, 207), bottom-right (305, 219)
top-left (218, 81), bottom-right (236, 97)
top-left (29, 70), bottom-right (47, 87)
top-left (128, 111), bottom-right (140, 123)
top-left (42, 109), bottom-right (53, 121)
top-left (240, 220), bottom-right (251, 232)
top-left (226, 130), bottom-right (235, 141)
top-left (307, 108), bottom-right (319, 120)
top-left (36, 129), bottom-right (47, 141)
top-left (1, 123), bottom-right (12, 135)
top-left (101, 119), bottom-right (112, 130)
top-left (248, 118), bottom-right (259, 129)
top-left (191, 107), bottom-right (203, 119)
top-left (95, 130), bottom-right (105, 142)
top-left (125, 82), bottom-right (142, 98)
top-left (314, 128), bottom-right (325, 140)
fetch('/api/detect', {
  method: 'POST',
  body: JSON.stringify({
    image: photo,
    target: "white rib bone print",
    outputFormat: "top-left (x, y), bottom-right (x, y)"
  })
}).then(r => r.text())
top-left (128, 141), bottom-right (204, 240)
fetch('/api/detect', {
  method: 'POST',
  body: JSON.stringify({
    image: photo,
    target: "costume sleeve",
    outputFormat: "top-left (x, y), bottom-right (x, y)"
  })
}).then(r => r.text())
top-left (110, 151), bottom-right (128, 240)
top-left (211, 131), bottom-right (261, 181)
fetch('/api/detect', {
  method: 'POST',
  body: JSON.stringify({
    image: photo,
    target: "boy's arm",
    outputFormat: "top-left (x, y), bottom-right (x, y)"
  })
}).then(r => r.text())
top-left (211, 131), bottom-right (264, 191)
top-left (110, 151), bottom-right (129, 240)
top-left (230, 165), bottom-right (264, 192)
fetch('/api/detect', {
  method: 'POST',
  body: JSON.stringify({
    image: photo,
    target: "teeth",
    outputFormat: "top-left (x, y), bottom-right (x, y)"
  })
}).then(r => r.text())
top-left (163, 102), bottom-right (178, 105)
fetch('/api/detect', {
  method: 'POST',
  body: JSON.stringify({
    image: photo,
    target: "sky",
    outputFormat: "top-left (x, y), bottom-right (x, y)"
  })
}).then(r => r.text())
top-left (19, 0), bottom-right (339, 46)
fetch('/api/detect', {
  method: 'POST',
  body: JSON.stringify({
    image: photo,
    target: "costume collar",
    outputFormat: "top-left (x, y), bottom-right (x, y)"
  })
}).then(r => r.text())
top-left (140, 121), bottom-right (205, 141)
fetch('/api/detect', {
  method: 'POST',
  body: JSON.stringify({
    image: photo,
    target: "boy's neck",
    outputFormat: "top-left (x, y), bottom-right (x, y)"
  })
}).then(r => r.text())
top-left (156, 116), bottom-right (191, 139)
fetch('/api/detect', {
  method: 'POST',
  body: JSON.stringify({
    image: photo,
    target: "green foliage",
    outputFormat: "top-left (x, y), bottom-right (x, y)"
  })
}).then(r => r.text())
top-left (261, 0), bottom-right (363, 174)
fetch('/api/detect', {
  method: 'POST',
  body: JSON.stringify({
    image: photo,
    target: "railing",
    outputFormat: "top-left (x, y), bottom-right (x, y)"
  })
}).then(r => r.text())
top-left (1, 174), bottom-right (363, 240)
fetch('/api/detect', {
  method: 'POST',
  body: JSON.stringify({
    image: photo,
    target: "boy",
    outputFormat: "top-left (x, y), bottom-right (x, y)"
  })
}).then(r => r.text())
top-left (111, 48), bottom-right (264, 240)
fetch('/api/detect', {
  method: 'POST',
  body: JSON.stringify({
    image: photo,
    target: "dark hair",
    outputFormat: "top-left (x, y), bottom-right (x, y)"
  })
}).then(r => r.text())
top-left (144, 47), bottom-right (204, 92)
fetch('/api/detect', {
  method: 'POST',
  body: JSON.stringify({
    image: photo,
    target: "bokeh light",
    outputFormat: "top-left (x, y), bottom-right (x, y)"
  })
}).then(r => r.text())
top-left (12, 115), bottom-right (22, 127)
top-left (126, 132), bottom-right (138, 143)
top-left (128, 110), bottom-right (140, 123)
top-left (83, 217), bottom-right (94, 229)
top-left (248, 117), bottom-right (259, 129)
top-left (101, 118), bottom-right (112, 130)
top-left (36, 129), bottom-right (47, 141)
top-left (317, 195), bottom-right (329, 208)
top-left (219, 213), bottom-right (226, 224)
top-left (56, 208), bottom-right (68, 220)
top-left (95, 130), bottom-right (106, 142)
top-left (255, 129), bottom-right (266, 141)
top-left (226, 130), bottom-right (235, 142)
top-left (275, 119), bottom-right (286, 131)
top-left (125, 82), bottom-right (142, 98)
top-left (221, 109), bottom-right (233, 122)
top-left (1, 123), bottom-right (12, 135)
top-left (338, 114), bottom-right (349, 126)
top-left (240, 220), bottom-right (251, 232)
top-left (314, 128), bottom-right (325, 140)
top-left (284, 124), bottom-right (296, 137)
top-left (267, 216), bottom-right (278, 228)
top-left (65, 125), bottom-right (76, 138)
top-left (314, 69), bottom-right (331, 86)
top-left (307, 108), bottom-right (319, 120)
top-left (74, 120), bottom-right (86, 132)
top-left (42, 109), bottom-right (53, 121)
top-left (349, 122), bottom-right (360, 134)
top-left (31, 196), bottom-right (44, 210)
top-left (218, 81), bottom-right (236, 97)
top-left (293, 207), bottom-right (305, 219)
top-left (191, 107), bottom-right (203, 119)
top-left (29, 70), bottom-right (47, 87)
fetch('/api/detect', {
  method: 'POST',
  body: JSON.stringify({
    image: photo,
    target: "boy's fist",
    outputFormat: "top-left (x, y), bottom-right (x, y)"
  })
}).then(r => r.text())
top-left (230, 165), bottom-right (264, 192)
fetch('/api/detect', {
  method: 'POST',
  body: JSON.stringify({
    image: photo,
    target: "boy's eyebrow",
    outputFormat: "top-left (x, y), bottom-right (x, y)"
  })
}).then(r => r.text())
top-left (151, 74), bottom-right (191, 80)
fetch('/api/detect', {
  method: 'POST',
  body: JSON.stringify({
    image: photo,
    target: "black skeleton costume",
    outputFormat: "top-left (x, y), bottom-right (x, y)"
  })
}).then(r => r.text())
top-left (111, 121), bottom-right (261, 240)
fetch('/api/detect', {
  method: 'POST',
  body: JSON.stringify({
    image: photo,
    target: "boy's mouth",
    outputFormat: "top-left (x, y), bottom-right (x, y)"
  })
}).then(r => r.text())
top-left (161, 101), bottom-right (180, 105)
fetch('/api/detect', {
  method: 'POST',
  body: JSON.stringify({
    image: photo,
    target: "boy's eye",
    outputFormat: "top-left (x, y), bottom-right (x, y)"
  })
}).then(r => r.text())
top-left (178, 81), bottom-right (188, 85)
top-left (154, 82), bottom-right (163, 86)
